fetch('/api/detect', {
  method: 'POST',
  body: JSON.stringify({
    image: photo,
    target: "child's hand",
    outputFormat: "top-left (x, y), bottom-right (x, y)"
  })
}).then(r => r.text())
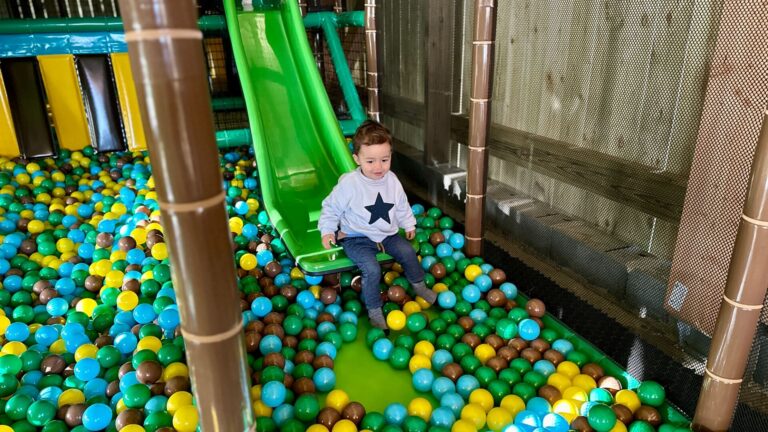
top-left (322, 234), bottom-right (336, 249)
top-left (405, 230), bottom-right (415, 240)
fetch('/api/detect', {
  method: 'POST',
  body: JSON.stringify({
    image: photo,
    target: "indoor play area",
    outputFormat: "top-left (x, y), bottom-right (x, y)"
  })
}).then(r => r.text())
top-left (0, 0), bottom-right (765, 431)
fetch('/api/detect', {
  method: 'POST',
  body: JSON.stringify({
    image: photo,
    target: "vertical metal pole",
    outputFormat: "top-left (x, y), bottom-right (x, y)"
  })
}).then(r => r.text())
top-left (364, 0), bottom-right (380, 122)
top-left (692, 109), bottom-right (768, 432)
top-left (298, 0), bottom-right (307, 16)
top-left (118, 1), bottom-right (253, 431)
top-left (464, 0), bottom-right (496, 257)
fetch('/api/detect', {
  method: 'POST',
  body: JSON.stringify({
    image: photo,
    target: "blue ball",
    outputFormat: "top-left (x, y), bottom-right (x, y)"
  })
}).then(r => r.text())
top-left (421, 256), bottom-right (437, 271)
top-left (448, 233), bottom-right (465, 249)
top-left (474, 274), bottom-right (492, 292)
top-left (317, 322), bottom-right (336, 338)
top-left (440, 392), bottom-right (465, 416)
top-left (542, 413), bottom-right (570, 432)
top-left (259, 335), bottom-right (282, 355)
top-left (296, 291), bottom-right (315, 309)
top-left (480, 263), bottom-right (494, 274)
top-left (3, 275), bottom-right (21, 292)
top-left (324, 304), bottom-right (342, 319)
top-left (456, 375), bottom-right (480, 399)
top-left (114, 332), bottom-right (138, 354)
top-left (437, 291), bottom-right (457, 309)
top-left (412, 368), bottom-right (434, 392)
top-left (514, 410), bottom-right (542, 429)
top-left (39, 386), bottom-right (63, 404)
top-left (256, 250), bottom-right (274, 266)
top-left (132, 304), bottom-right (157, 324)
top-left (338, 311), bottom-right (358, 326)
top-left (158, 309), bottom-right (180, 330)
top-left (372, 338), bottom-right (393, 361)
top-left (5, 322), bottom-right (29, 342)
top-left (430, 349), bottom-right (453, 372)
top-left (431, 377), bottom-right (455, 399)
top-left (315, 341), bottom-right (337, 359)
top-left (74, 358), bottom-right (101, 381)
top-left (436, 243), bottom-right (453, 258)
top-left (242, 223), bottom-right (259, 239)
top-left (20, 371), bottom-right (42, 386)
top-left (412, 204), bottom-right (425, 215)
top-left (384, 403), bottom-right (407, 425)
top-left (461, 285), bottom-right (481, 303)
top-left (82, 403), bottom-right (113, 430)
top-left (552, 339), bottom-right (574, 356)
top-left (261, 381), bottom-right (287, 408)
top-left (145, 395), bottom-right (168, 414)
top-left (312, 367), bottom-right (336, 392)
top-left (274, 273), bottom-right (291, 287)
top-left (234, 201), bottom-right (250, 215)
top-left (305, 274), bottom-right (323, 285)
top-left (272, 404), bottom-right (294, 426)
top-left (251, 297), bottom-right (273, 318)
top-left (526, 397), bottom-right (551, 415)
top-left (469, 309), bottom-right (487, 323)
top-left (500, 282), bottom-right (518, 299)
top-left (430, 407), bottom-right (455, 427)
top-left (518, 319), bottom-right (541, 341)
top-left (533, 360), bottom-right (556, 377)
top-left (84, 379), bottom-right (108, 399)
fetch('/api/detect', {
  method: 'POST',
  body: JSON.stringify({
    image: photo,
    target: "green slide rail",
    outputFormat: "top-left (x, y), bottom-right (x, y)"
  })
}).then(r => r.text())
top-left (224, 0), bottom-right (390, 275)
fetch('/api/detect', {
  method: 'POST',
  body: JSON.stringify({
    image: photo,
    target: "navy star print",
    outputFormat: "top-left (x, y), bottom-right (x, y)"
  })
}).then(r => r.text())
top-left (365, 192), bottom-right (395, 224)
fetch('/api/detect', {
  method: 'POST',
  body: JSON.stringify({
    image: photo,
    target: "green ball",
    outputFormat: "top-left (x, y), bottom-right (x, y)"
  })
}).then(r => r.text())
top-left (459, 355), bottom-right (481, 374)
top-left (428, 318), bottom-right (447, 334)
top-left (474, 366), bottom-right (497, 387)
top-left (5, 394), bottom-right (32, 421)
top-left (487, 379), bottom-right (512, 405)
top-left (0, 374), bottom-right (19, 398)
top-left (283, 316), bottom-right (303, 336)
top-left (298, 339), bottom-right (317, 353)
top-left (338, 322), bottom-right (357, 342)
top-left (498, 368), bottom-right (522, 387)
top-left (406, 313), bottom-right (427, 332)
top-left (0, 355), bottom-right (22, 375)
top-left (132, 350), bottom-right (158, 369)
top-left (255, 416), bottom-right (277, 432)
top-left (26, 400), bottom-right (56, 426)
top-left (454, 300), bottom-right (472, 316)
top-left (589, 388), bottom-right (614, 404)
top-left (361, 412), bottom-right (386, 432)
top-left (523, 371), bottom-right (547, 389)
top-left (123, 384), bottom-right (152, 409)
top-left (260, 366), bottom-right (284, 383)
top-left (628, 421), bottom-right (656, 432)
top-left (292, 363), bottom-right (314, 379)
top-left (637, 381), bottom-right (666, 407)
top-left (10, 421), bottom-right (35, 432)
top-left (157, 344), bottom-right (183, 366)
top-left (512, 382), bottom-right (537, 402)
top-left (472, 323), bottom-right (491, 339)
top-left (566, 350), bottom-right (589, 367)
top-left (294, 394), bottom-right (320, 422)
top-left (416, 329), bottom-right (436, 344)
top-left (403, 415), bottom-right (428, 432)
top-left (495, 319), bottom-right (518, 339)
top-left (41, 420), bottom-right (69, 432)
top-left (587, 404), bottom-right (617, 432)
top-left (19, 351), bottom-right (42, 372)
top-left (540, 328), bottom-right (559, 343)
top-left (451, 343), bottom-right (473, 361)
top-left (507, 308), bottom-right (529, 322)
top-left (435, 334), bottom-right (455, 351)
top-left (144, 411), bottom-right (173, 432)
top-left (280, 419), bottom-right (305, 432)
top-left (366, 328), bottom-right (386, 348)
top-left (323, 331), bottom-right (343, 350)
top-left (389, 347), bottom-right (411, 370)
top-left (445, 324), bottom-right (464, 340)
top-left (510, 358), bottom-right (533, 375)
top-left (395, 335), bottom-right (416, 352)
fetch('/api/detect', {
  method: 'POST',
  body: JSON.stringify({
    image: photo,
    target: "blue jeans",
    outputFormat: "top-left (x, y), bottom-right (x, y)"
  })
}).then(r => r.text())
top-left (341, 234), bottom-right (425, 310)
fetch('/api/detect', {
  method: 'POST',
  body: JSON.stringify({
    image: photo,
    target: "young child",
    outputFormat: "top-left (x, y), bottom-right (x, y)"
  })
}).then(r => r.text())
top-left (318, 120), bottom-right (437, 329)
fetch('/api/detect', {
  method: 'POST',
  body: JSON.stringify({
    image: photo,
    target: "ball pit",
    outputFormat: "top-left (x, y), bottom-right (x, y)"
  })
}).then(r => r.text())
top-left (0, 147), bottom-right (690, 432)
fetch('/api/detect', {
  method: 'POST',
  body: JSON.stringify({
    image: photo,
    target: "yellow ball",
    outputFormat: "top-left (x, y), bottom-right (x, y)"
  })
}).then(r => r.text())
top-left (27, 220), bottom-right (45, 234)
top-left (402, 301), bottom-right (422, 316)
top-left (229, 217), bottom-right (244, 234)
top-left (0, 425), bottom-right (10, 432)
top-left (432, 283), bottom-right (448, 293)
top-left (486, 407), bottom-right (513, 431)
top-left (468, 389), bottom-right (494, 412)
top-left (116, 291), bottom-right (139, 311)
top-left (408, 354), bottom-right (432, 373)
top-left (615, 389), bottom-right (641, 413)
top-left (306, 425), bottom-right (330, 432)
top-left (556, 361), bottom-right (580, 378)
top-left (167, 391), bottom-right (193, 415)
top-left (105, 270), bottom-right (125, 288)
top-left (56, 238), bottom-right (75, 254)
top-left (163, 362), bottom-right (189, 381)
top-left (136, 336), bottom-right (162, 353)
top-left (74, 344), bottom-right (98, 361)
top-left (240, 253), bottom-right (257, 271)
top-left (500, 395), bottom-right (525, 417)
top-left (131, 228), bottom-right (147, 245)
top-left (451, 419), bottom-right (477, 432)
top-left (0, 315), bottom-right (11, 335)
top-left (474, 344), bottom-right (496, 364)
top-left (290, 267), bottom-right (304, 280)
top-left (116, 398), bottom-right (127, 414)
top-left (464, 264), bottom-right (483, 282)
top-left (50, 339), bottom-right (66, 354)
top-left (415, 296), bottom-right (432, 309)
top-left (151, 243), bottom-right (168, 260)
top-left (120, 425), bottom-right (146, 432)
top-left (461, 403), bottom-right (487, 429)
top-left (407, 397), bottom-right (432, 422)
top-left (413, 340), bottom-right (435, 358)
top-left (386, 310), bottom-right (406, 331)
top-left (562, 386), bottom-right (588, 402)
top-left (58, 389), bottom-right (86, 407)
top-left (332, 419), bottom-right (357, 432)
top-left (547, 373), bottom-right (572, 393)
top-left (552, 399), bottom-right (579, 424)
top-left (383, 271), bottom-right (399, 285)
top-left (2, 341), bottom-right (26, 355)
top-left (253, 399), bottom-right (273, 416)
top-left (572, 374), bottom-right (597, 390)
top-left (610, 421), bottom-right (628, 432)
top-left (173, 405), bottom-right (199, 432)
top-left (326, 389), bottom-right (350, 412)
top-left (76, 298), bottom-right (98, 317)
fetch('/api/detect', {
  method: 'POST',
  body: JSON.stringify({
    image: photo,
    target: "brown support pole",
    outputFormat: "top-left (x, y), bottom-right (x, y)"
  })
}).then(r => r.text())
top-left (692, 109), bottom-right (768, 432)
top-left (464, 0), bottom-right (496, 257)
top-left (364, 0), bottom-right (380, 122)
top-left (424, 0), bottom-right (455, 166)
top-left (119, 1), bottom-right (253, 431)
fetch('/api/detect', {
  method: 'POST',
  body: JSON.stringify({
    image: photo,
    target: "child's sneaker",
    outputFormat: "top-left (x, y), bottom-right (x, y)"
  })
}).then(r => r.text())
top-left (368, 307), bottom-right (388, 329)
top-left (412, 281), bottom-right (437, 305)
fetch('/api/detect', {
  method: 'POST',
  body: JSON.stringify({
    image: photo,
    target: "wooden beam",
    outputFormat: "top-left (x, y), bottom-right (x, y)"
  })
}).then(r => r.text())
top-left (424, 0), bottom-right (455, 165)
top-left (383, 94), bottom-right (686, 222)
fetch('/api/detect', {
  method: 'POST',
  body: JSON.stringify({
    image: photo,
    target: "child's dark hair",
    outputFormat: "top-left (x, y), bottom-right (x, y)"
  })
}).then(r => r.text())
top-left (352, 120), bottom-right (392, 154)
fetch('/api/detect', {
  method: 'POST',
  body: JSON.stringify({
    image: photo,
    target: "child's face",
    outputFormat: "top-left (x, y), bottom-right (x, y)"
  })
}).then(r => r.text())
top-left (353, 142), bottom-right (392, 180)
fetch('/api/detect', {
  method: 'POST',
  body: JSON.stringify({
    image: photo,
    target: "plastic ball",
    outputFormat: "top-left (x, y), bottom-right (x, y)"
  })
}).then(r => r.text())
top-left (486, 407), bottom-right (513, 431)
top-left (456, 375), bottom-right (480, 399)
top-left (587, 404), bottom-right (617, 431)
top-left (384, 403), bottom-right (408, 425)
top-left (460, 403), bottom-right (486, 429)
top-left (325, 389), bottom-right (350, 412)
top-left (430, 407), bottom-right (455, 428)
top-left (518, 319), bottom-right (540, 341)
top-left (437, 291), bottom-right (457, 309)
top-left (261, 381), bottom-right (287, 408)
top-left (469, 389), bottom-right (494, 412)
top-left (615, 389), bottom-right (641, 413)
top-left (313, 367), bottom-right (336, 392)
top-left (372, 338), bottom-right (394, 361)
top-left (637, 381), bottom-right (665, 407)
top-left (386, 310), bottom-right (406, 331)
top-left (412, 368), bottom-right (435, 392)
top-left (431, 377), bottom-right (456, 399)
top-left (173, 405), bottom-right (199, 432)
top-left (82, 403), bottom-right (113, 431)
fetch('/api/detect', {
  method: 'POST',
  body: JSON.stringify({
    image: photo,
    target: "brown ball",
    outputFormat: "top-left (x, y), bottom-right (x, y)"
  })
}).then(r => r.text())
top-left (295, 350), bottom-right (315, 364)
top-left (384, 286), bottom-right (403, 305)
top-left (117, 236), bottom-right (137, 251)
top-left (245, 332), bottom-right (261, 352)
top-left (497, 346), bottom-right (519, 362)
top-left (150, 382), bottom-right (165, 396)
top-left (165, 376), bottom-right (191, 396)
top-left (612, 404), bottom-right (633, 425)
top-left (318, 407), bottom-right (341, 428)
top-left (65, 404), bottom-right (86, 427)
top-left (94, 335), bottom-right (113, 348)
top-left (299, 328), bottom-right (318, 341)
top-left (543, 349), bottom-right (565, 366)
top-left (96, 232), bottom-right (114, 248)
top-left (485, 356), bottom-right (508, 373)
top-left (538, 384), bottom-right (562, 404)
top-left (38, 288), bottom-right (58, 304)
top-left (509, 338), bottom-right (528, 351)
top-left (521, 347), bottom-right (542, 363)
top-left (429, 232), bottom-right (446, 246)
top-left (264, 323), bottom-right (285, 339)
top-left (323, 273), bottom-right (340, 286)
top-left (441, 363), bottom-right (464, 382)
top-left (20, 239), bottom-right (37, 255)
top-left (320, 288), bottom-right (338, 305)
top-left (570, 416), bottom-right (595, 431)
top-left (264, 261), bottom-right (282, 278)
top-left (264, 353), bottom-right (286, 369)
top-left (598, 376), bottom-right (623, 395)
top-left (121, 279), bottom-right (140, 294)
top-left (293, 377), bottom-right (316, 395)
top-left (430, 263), bottom-right (447, 279)
top-left (484, 334), bottom-right (505, 351)
top-left (457, 316), bottom-right (475, 331)
top-left (486, 289), bottom-right (507, 307)
top-left (246, 320), bottom-right (264, 333)
top-left (351, 276), bottom-right (362, 292)
top-left (115, 409), bottom-right (144, 431)
top-left (525, 299), bottom-right (546, 318)
top-left (581, 363), bottom-right (605, 381)
top-left (280, 286), bottom-right (298, 301)
top-left (530, 338), bottom-right (551, 353)
top-left (41, 355), bottom-right (66, 374)
top-left (488, 268), bottom-right (506, 285)
top-left (342, 402), bottom-right (366, 425)
top-left (313, 355), bottom-right (334, 369)
top-left (136, 361), bottom-right (163, 384)
top-left (106, 380), bottom-right (120, 398)
top-left (634, 405), bottom-right (662, 427)
top-left (461, 333), bottom-right (482, 349)
top-left (33, 280), bottom-right (52, 295)
top-left (84, 275), bottom-right (104, 293)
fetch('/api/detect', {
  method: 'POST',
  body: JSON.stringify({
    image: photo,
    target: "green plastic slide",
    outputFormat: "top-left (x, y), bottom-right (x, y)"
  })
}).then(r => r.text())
top-left (224, 0), bottom-right (391, 275)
